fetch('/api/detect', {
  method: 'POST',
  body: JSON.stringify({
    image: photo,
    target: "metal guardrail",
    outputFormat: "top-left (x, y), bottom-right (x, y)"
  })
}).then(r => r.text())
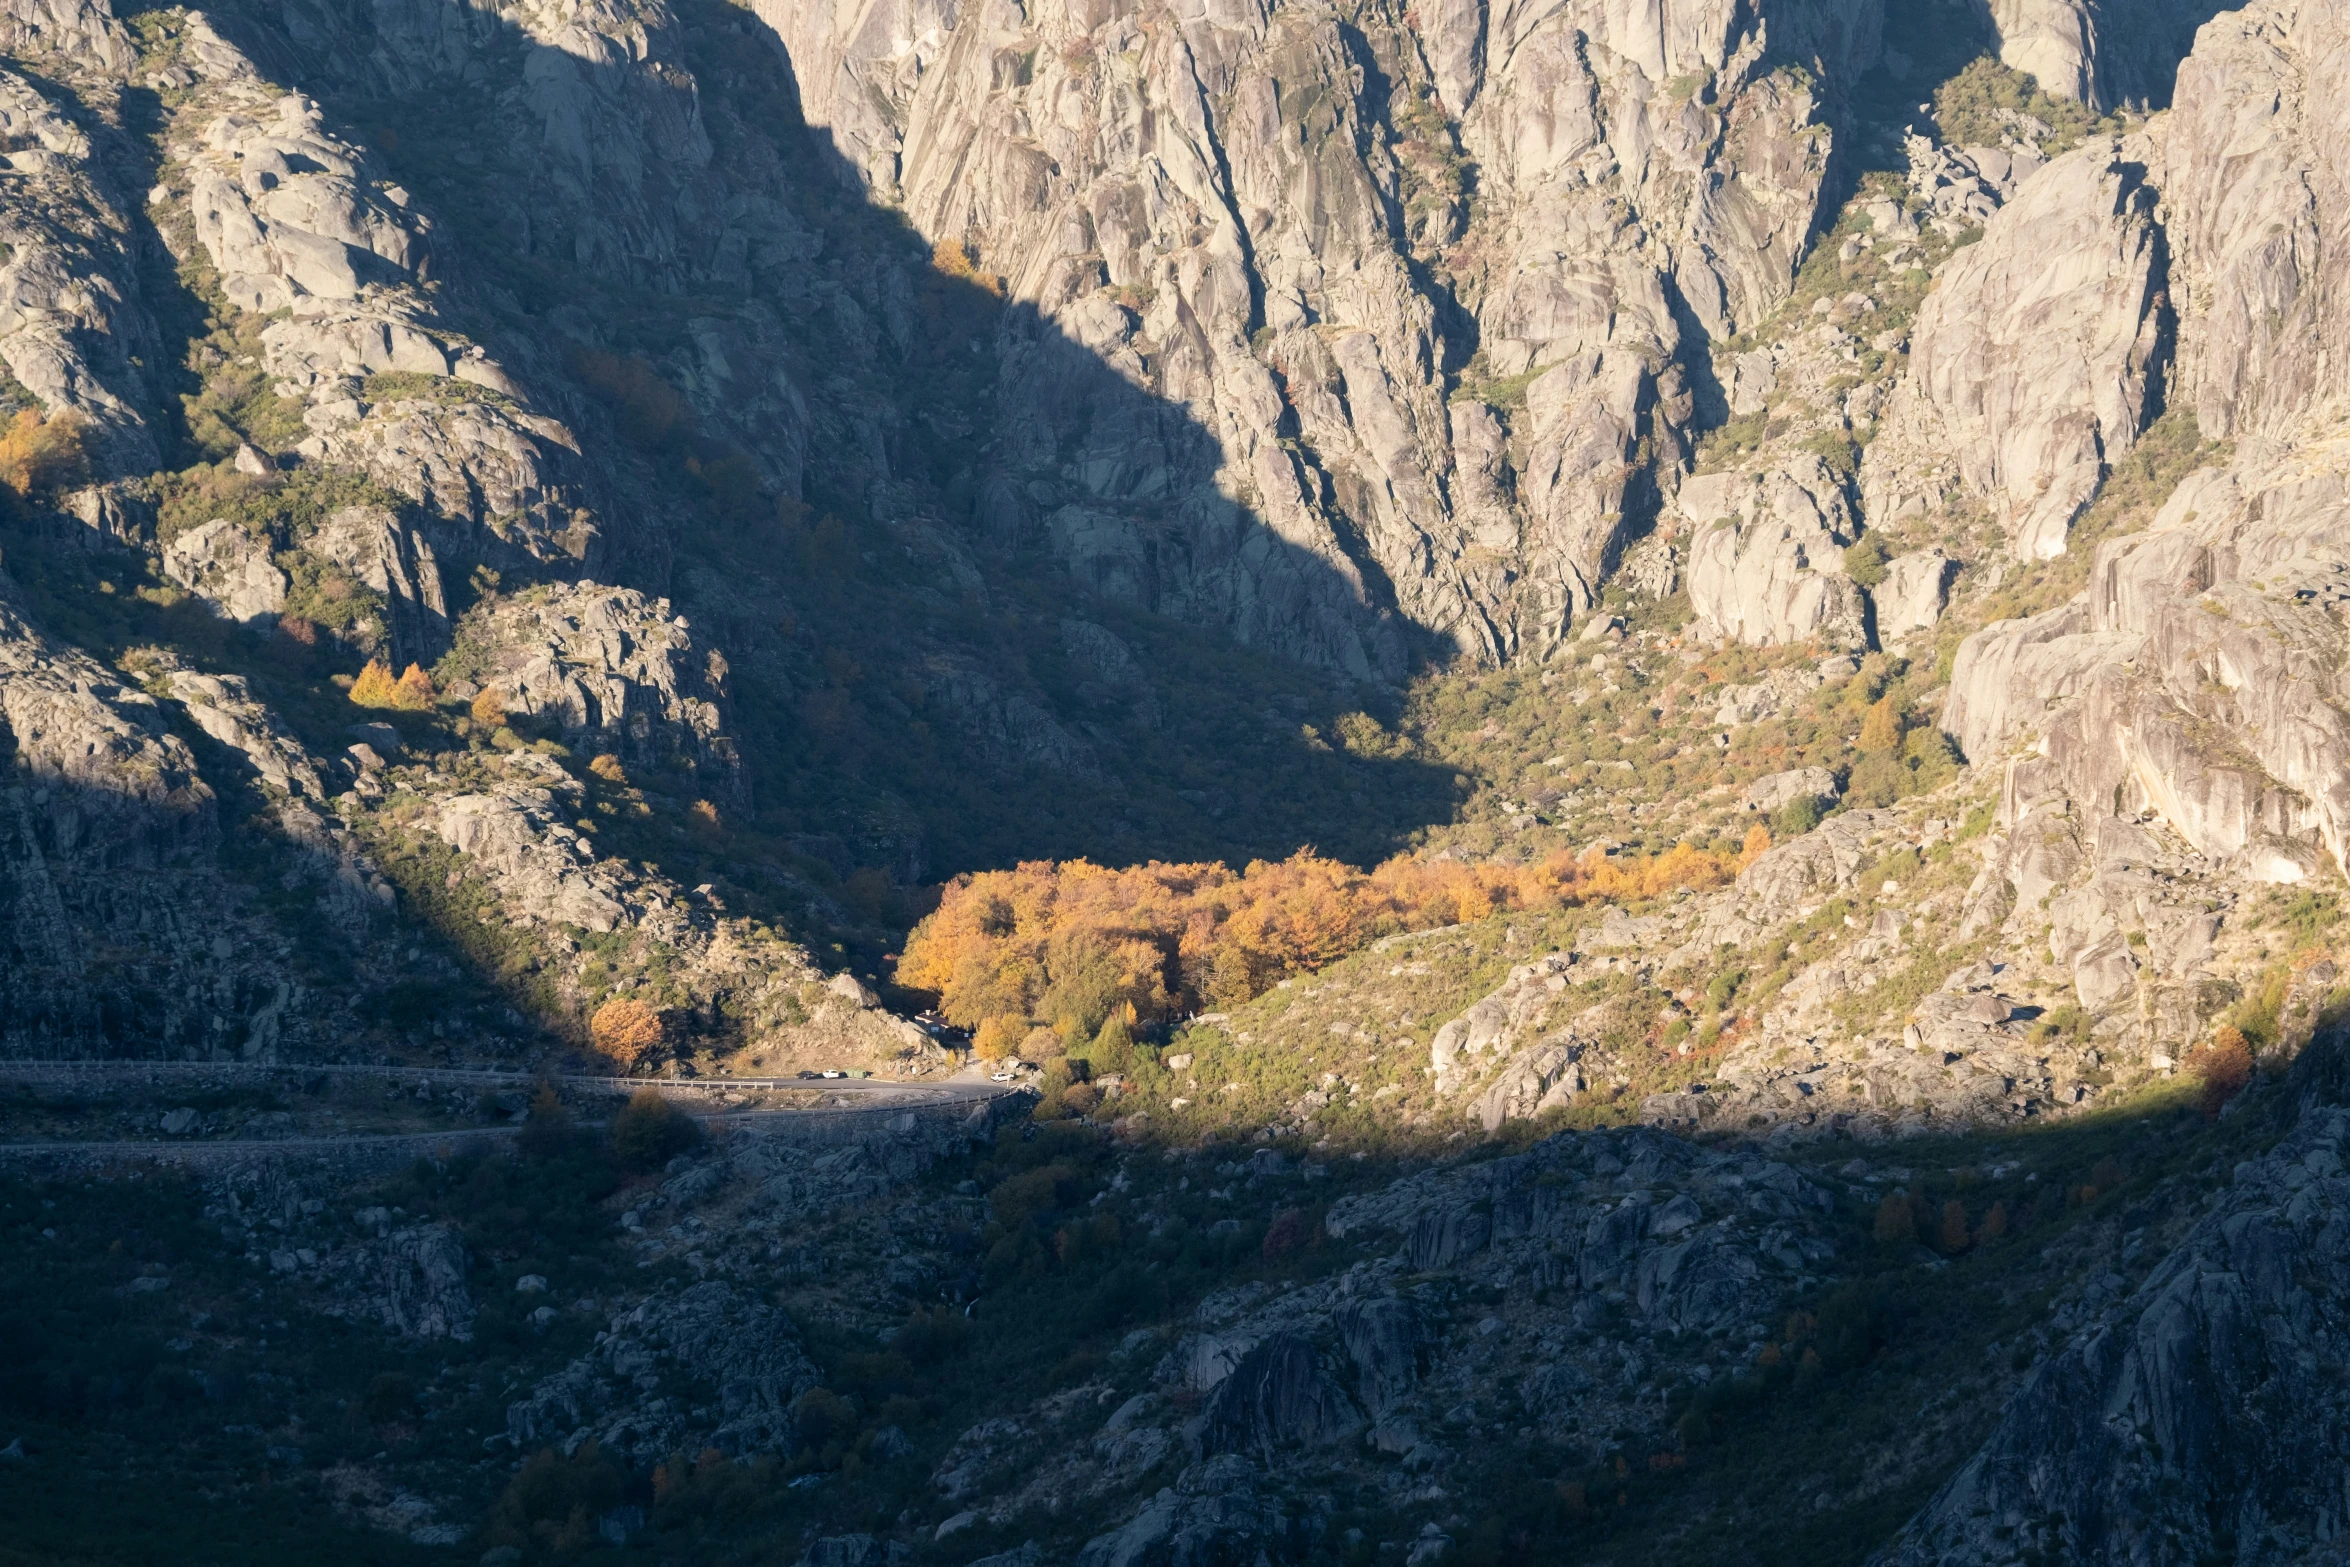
top-left (0, 1095), bottom-right (1023, 1166)
top-left (0, 1061), bottom-right (1023, 1165)
top-left (0, 1058), bottom-right (989, 1099)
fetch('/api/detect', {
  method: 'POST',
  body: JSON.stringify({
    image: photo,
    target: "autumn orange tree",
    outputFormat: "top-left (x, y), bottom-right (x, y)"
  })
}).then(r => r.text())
top-left (350, 659), bottom-right (438, 712)
top-left (897, 840), bottom-right (1741, 1046)
top-left (589, 997), bottom-right (664, 1065)
top-left (0, 407), bottom-right (88, 506)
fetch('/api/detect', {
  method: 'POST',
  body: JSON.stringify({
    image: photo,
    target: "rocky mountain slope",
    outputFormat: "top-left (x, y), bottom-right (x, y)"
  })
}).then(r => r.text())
top-left (4, 0), bottom-right (2350, 1562)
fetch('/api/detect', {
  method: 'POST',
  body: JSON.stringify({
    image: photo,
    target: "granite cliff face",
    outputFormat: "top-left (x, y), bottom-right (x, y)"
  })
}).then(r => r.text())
top-left (769, 0), bottom-right (1878, 667)
top-left (1934, 0), bottom-right (2350, 894)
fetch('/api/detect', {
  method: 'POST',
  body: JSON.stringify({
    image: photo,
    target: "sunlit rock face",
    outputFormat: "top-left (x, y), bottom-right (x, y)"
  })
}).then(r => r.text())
top-left (763, 0), bottom-right (1878, 671)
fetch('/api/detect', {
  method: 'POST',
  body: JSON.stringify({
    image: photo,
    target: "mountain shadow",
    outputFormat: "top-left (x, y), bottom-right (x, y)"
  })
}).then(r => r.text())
top-left (186, 0), bottom-right (1463, 922)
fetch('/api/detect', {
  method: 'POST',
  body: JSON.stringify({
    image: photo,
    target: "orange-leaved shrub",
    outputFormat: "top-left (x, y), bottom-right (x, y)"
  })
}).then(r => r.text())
top-left (2184, 1024), bottom-right (2254, 1119)
top-left (588, 997), bottom-right (664, 1064)
top-left (898, 841), bottom-right (1740, 1038)
top-left (930, 237), bottom-right (1003, 296)
top-left (0, 406), bottom-right (89, 504)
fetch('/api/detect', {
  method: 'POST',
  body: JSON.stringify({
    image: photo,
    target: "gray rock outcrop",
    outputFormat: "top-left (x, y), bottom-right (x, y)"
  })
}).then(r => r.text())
top-left (767, 0), bottom-right (1879, 666)
top-left (1865, 137), bottom-right (2168, 559)
top-left (161, 50), bottom-right (606, 569)
top-left (0, 64), bottom-right (159, 477)
top-left (506, 1280), bottom-right (821, 1460)
top-left (306, 503), bottom-right (448, 662)
top-left (1190, 1333), bottom-right (1362, 1459)
top-left (1876, 1054), bottom-right (2350, 1565)
top-left (1933, 0), bottom-right (2350, 882)
top-left (460, 583), bottom-right (739, 799)
top-left (1742, 766), bottom-right (1842, 815)
top-left (1075, 1455), bottom-right (1296, 1567)
top-left (185, 85), bottom-right (428, 311)
top-left (2163, 0), bottom-right (2350, 451)
top-left (1873, 550), bottom-right (1958, 639)
top-left (1684, 458), bottom-right (1870, 648)
top-left (362, 1223), bottom-right (474, 1341)
top-left (163, 519), bottom-right (287, 624)
top-left (1985, 0), bottom-right (2223, 108)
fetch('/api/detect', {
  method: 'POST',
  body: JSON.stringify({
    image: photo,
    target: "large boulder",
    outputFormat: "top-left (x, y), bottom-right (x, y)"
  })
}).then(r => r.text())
top-left (1075, 1455), bottom-right (1296, 1567)
top-left (163, 520), bottom-right (287, 625)
top-left (368, 1223), bottom-right (474, 1341)
top-left (460, 584), bottom-right (741, 801)
top-left (1683, 457), bottom-right (1869, 648)
top-left (1190, 1333), bottom-right (1362, 1460)
top-left (1873, 550), bottom-right (1958, 639)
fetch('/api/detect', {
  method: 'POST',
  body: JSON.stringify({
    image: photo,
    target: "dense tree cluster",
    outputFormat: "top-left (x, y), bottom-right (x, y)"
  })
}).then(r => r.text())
top-left (348, 656), bottom-right (438, 711)
top-left (898, 842), bottom-right (1747, 1051)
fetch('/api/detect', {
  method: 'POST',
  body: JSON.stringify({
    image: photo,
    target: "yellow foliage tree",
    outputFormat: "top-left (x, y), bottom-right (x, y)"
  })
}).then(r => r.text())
top-left (1858, 695), bottom-right (1905, 754)
top-left (470, 686), bottom-right (507, 725)
top-left (588, 753), bottom-right (627, 784)
top-left (350, 659), bottom-right (436, 712)
top-left (1737, 823), bottom-right (1772, 870)
top-left (971, 1016), bottom-right (1020, 1060)
top-left (348, 658), bottom-right (402, 708)
top-left (929, 237), bottom-right (1005, 297)
top-left (931, 237), bottom-right (978, 279)
top-left (588, 997), bottom-right (664, 1064)
top-left (0, 407), bottom-right (88, 503)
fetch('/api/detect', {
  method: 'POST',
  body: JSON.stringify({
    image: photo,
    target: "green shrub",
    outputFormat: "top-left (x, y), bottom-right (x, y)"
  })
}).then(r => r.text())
top-left (486, 1443), bottom-right (628, 1553)
top-left (895, 1305), bottom-right (972, 1366)
top-left (1931, 55), bottom-right (2115, 157)
top-left (1843, 534), bottom-right (1889, 589)
top-left (611, 1090), bottom-right (701, 1172)
top-left (1772, 794), bottom-right (1825, 838)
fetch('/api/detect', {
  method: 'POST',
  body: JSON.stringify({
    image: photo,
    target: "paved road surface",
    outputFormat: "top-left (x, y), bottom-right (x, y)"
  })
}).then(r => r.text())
top-left (0, 1060), bottom-right (1025, 1164)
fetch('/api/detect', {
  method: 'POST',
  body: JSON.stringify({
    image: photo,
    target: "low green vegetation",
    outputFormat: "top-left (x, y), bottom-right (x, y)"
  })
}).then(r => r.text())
top-left (1930, 56), bottom-right (2123, 158)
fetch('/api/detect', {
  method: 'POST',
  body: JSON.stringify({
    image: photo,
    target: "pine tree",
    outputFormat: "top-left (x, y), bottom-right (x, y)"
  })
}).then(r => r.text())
top-left (1090, 1009), bottom-right (1135, 1071)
